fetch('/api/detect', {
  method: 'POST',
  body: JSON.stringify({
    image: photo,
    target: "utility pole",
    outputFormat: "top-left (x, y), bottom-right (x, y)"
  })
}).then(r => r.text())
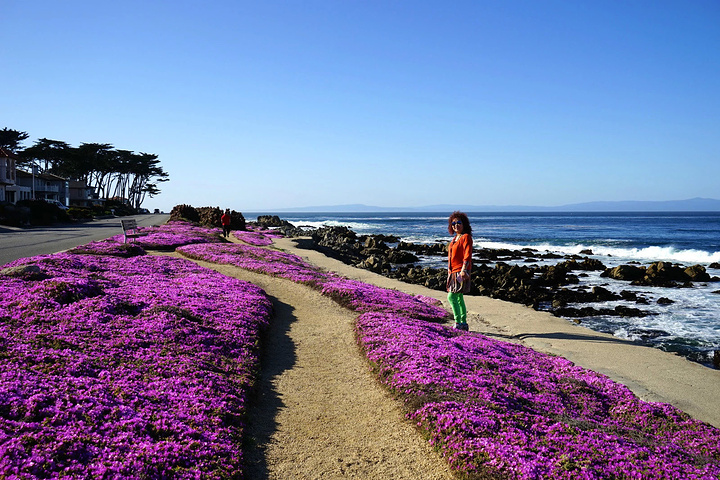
top-left (32, 163), bottom-right (37, 199)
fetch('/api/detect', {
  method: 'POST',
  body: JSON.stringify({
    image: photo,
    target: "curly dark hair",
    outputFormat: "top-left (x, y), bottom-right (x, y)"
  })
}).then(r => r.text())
top-left (447, 211), bottom-right (472, 235)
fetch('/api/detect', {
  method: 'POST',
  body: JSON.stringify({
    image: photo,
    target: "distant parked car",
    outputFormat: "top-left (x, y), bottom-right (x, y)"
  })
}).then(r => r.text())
top-left (44, 199), bottom-right (69, 210)
top-left (139, 208), bottom-right (150, 214)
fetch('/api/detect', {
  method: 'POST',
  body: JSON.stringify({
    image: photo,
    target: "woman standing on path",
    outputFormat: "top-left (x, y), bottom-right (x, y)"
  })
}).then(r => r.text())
top-left (447, 211), bottom-right (473, 330)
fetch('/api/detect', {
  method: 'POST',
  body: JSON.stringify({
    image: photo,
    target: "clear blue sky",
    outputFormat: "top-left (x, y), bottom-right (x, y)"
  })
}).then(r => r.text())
top-left (2, 0), bottom-right (718, 212)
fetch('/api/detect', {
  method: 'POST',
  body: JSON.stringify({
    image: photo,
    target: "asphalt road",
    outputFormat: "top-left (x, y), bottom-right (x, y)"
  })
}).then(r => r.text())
top-left (0, 214), bottom-right (170, 267)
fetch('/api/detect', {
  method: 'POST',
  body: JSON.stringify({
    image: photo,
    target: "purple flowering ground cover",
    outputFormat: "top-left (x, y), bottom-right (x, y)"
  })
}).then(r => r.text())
top-left (0, 250), bottom-right (272, 478)
top-left (245, 225), bottom-right (283, 237)
top-left (178, 243), bottom-right (328, 287)
top-left (67, 242), bottom-right (147, 258)
top-left (356, 313), bottom-right (720, 479)
top-left (232, 231), bottom-right (275, 246)
top-left (177, 243), bottom-right (447, 322)
top-left (109, 220), bottom-right (224, 250)
top-left (178, 239), bottom-right (720, 479)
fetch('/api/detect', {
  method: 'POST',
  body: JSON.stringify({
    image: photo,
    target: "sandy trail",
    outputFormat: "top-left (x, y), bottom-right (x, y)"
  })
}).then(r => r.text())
top-left (166, 248), bottom-right (454, 480)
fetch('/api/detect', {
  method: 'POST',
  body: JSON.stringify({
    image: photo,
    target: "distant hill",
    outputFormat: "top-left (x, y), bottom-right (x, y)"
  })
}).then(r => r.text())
top-left (275, 198), bottom-right (720, 213)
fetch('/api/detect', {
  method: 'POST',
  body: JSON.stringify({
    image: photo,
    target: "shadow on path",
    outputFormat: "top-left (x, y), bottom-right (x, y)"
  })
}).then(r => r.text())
top-left (243, 295), bottom-right (298, 480)
top-left (514, 331), bottom-right (633, 344)
top-left (483, 330), bottom-right (634, 346)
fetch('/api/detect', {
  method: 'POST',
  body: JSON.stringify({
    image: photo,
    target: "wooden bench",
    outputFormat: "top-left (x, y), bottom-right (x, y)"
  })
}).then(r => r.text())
top-left (121, 219), bottom-right (147, 243)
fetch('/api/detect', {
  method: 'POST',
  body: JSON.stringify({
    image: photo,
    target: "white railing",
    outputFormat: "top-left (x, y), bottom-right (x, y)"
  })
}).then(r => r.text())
top-left (35, 184), bottom-right (60, 193)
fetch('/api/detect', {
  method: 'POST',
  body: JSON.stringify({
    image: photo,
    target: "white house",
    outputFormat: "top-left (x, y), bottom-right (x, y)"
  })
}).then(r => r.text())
top-left (0, 147), bottom-right (30, 203)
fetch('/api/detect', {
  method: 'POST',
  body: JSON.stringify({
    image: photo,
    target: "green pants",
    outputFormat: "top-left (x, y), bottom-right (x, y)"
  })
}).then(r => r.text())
top-left (447, 292), bottom-right (467, 324)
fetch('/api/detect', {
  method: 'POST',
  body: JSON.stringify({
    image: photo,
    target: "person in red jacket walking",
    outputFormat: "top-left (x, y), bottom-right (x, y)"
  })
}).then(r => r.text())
top-left (446, 211), bottom-right (473, 331)
top-left (221, 209), bottom-right (231, 238)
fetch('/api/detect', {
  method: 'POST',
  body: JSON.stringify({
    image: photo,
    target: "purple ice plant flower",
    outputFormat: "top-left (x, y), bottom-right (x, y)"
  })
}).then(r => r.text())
top-left (243, 226), bottom-right (284, 238)
top-left (108, 220), bottom-right (224, 250)
top-left (67, 240), bottom-right (147, 257)
top-left (232, 231), bottom-right (275, 246)
top-left (177, 243), bottom-right (448, 321)
top-left (0, 252), bottom-right (272, 478)
top-left (319, 275), bottom-right (447, 322)
top-left (355, 312), bottom-right (720, 479)
top-left (178, 243), bottom-right (328, 286)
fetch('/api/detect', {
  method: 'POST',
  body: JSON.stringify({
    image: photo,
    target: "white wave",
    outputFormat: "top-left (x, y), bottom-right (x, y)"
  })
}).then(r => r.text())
top-left (590, 246), bottom-right (720, 265)
top-left (477, 241), bottom-right (720, 265)
top-left (287, 219), bottom-right (382, 232)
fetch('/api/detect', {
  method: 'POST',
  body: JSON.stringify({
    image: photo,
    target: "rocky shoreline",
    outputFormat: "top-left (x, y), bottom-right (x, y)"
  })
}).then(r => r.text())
top-left (254, 215), bottom-right (720, 367)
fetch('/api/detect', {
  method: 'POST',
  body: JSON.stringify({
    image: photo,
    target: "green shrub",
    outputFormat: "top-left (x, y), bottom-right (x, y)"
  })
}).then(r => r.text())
top-left (16, 199), bottom-right (70, 226)
top-left (67, 206), bottom-right (94, 220)
top-left (0, 201), bottom-right (30, 227)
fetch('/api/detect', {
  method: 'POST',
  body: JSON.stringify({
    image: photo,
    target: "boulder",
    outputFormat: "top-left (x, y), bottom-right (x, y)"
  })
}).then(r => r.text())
top-left (591, 286), bottom-right (620, 302)
top-left (684, 264), bottom-right (711, 282)
top-left (620, 290), bottom-right (638, 301)
top-left (602, 265), bottom-right (645, 281)
top-left (0, 264), bottom-right (45, 280)
top-left (362, 236), bottom-right (388, 250)
top-left (387, 249), bottom-right (419, 264)
top-left (256, 215), bottom-right (289, 227)
top-left (359, 255), bottom-right (390, 273)
top-left (645, 262), bottom-right (685, 282)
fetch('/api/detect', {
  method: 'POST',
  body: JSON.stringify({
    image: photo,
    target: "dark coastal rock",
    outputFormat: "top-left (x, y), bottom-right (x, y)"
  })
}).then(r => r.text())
top-left (620, 290), bottom-right (638, 301)
top-left (369, 233), bottom-right (400, 243)
top-left (359, 255), bottom-right (391, 273)
top-left (397, 241), bottom-right (447, 256)
top-left (256, 215), bottom-right (288, 227)
top-left (629, 328), bottom-right (672, 340)
top-left (171, 204), bottom-right (246, 230)
top-left (567, 258), bottom-right (607, 271)
top-left (391, 265), bottom-right (447, 291)
top-left (603, 265), bottom-right (645, 281)
top-left (684, 264), bottom-right (711, 282)
top-left (386, 249), bottom-right (419, 264)
top-left (601, 261), bottom-right (717, 288)
top-left (709, 262), bottom-right (720, 269)
top-left (619, 290), bottom-right (651, 304)
top-left (311, 227), bottom-right (412, 272)
top-left (311, 226), bottom-right (364, 264)
top-left (550, 286), bottom-right (621, 307)
top-left (362, 236), bottom-right (387, 250)
top-left (553, 305), bottom-right (651, 318)
top-left (253, 215), bottom-right (307, 237)
top-left (646, 262), bottom-right (685, 282)
top-left (657, 297), bottom-right (675, 305)
top-left (591, 286), bottom-right (620, 301)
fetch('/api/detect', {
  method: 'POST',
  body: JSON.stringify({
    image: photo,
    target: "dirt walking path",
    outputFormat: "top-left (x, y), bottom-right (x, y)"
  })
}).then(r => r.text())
top-left (165, 249), bottom-right (454, 480)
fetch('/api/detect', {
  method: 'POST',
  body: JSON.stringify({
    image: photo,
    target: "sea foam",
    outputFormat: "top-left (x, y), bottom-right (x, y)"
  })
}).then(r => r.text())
top-left (477, 241), bottom-right (720, 265)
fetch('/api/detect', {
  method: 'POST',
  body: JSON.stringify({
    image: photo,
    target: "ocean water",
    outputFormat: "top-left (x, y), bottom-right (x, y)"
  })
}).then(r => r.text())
top-left (250, 212), bottom-right (720, 367)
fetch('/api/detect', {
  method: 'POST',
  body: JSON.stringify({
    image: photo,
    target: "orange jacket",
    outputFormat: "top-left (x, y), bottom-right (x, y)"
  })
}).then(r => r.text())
top-left (448, 234), bottom-right (473, 274)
